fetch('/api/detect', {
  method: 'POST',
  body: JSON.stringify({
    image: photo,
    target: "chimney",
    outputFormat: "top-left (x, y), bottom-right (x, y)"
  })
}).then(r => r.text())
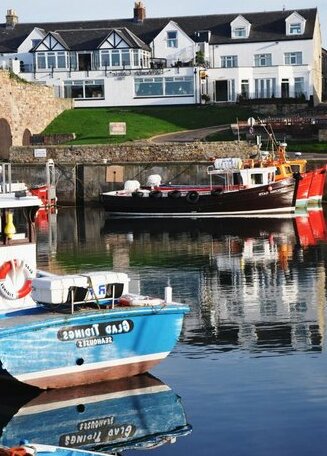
top-left (133, 1), bottom-right (146, 22)
top-left (6, 9), bottom-right (18, 28)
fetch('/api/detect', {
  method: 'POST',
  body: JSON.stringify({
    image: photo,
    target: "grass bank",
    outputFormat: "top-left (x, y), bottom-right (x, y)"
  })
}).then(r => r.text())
top-left (42, 105), bottom-right (252, 145)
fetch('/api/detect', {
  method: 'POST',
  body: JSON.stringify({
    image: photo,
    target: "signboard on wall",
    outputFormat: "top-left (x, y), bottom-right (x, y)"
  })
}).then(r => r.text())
top-left (34, 148), bottom-right (47, 158)
top-left (109, 122), bottom-right (126, 135)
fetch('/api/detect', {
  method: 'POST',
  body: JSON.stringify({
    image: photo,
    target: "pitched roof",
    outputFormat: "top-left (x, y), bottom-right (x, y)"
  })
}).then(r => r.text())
top-left (0, 8), bottom-right (318, 53)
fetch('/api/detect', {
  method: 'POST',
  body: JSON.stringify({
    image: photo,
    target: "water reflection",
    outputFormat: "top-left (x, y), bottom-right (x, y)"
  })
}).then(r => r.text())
top-left (36, 208), bottom-right (327, 357)
top-left (0, 374), bottom-right (191, 453)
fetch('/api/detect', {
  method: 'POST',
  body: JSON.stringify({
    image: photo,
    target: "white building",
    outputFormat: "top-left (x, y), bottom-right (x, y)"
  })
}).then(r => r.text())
top-left (0, 3), bottom-right (323, 107)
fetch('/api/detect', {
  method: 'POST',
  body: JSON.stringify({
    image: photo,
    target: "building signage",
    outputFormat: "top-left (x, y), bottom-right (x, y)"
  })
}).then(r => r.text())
top-left (109, 122), bottom-right (127, 135)
top-left (34, 148), bottom-right (47, 158)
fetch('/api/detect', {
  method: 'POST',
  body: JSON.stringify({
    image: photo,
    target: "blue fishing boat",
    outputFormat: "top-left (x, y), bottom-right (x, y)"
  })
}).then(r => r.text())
top-left (0, 170), bottom-right (189, 389)
top-left (0, 374), bottom-right (191, 452)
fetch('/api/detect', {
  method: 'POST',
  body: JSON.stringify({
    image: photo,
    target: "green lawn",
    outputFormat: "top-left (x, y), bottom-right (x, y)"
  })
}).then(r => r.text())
top-left (42, 105), bottom-right (252, 145)
top-left (285, 141), bottom-right (327, 153)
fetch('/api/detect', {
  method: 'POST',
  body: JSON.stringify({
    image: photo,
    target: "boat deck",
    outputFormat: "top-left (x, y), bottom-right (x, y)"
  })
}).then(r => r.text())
top-left (0, 302), bottom-right (189, 331)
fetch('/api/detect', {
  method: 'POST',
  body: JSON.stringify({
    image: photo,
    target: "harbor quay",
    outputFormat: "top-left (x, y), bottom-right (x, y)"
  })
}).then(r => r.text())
top-left (9, 142), bottom-right (327, 206)
top-left (9, 141), bottom-right (255, 206)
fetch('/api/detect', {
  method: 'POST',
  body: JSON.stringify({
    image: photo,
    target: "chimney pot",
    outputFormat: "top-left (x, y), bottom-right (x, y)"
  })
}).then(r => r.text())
top-left (6, 9), bottom-right (18, 28)
top-left (134, 1), bottom-right (146, 23)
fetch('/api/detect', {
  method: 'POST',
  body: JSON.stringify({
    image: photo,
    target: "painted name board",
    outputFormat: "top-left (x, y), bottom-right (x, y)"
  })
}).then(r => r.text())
top-left (34, 148), bottom-right (47, 158)
top-left (57, 320), bottom-right (134, 342)
top-left (109, 122), bottom-right (126, 135)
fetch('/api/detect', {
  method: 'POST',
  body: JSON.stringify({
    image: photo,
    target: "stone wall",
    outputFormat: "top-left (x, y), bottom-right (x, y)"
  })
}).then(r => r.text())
top-left (9, 141), bottom-right (254, 204)
top-left (0, 70), bottom-right (71, 157)
top-left (10, 140), bottom-right (255, 164)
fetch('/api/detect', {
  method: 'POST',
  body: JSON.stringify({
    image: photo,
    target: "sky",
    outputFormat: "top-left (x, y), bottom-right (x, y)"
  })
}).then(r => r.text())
top-left (1, 0), bottom-right (326, 46)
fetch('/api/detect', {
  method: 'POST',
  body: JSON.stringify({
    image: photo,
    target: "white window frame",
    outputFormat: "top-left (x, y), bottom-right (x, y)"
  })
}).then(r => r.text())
top-left (284, 52), bottom-right (302, 65)
top-left (35, 51), bottom-right (68, 70)
top-left (64, 79), bottom-right (104, 99)
top-left (221, 55), bottom-right (238, 68)
top-left (254, 78), bottom-right (276, 98)
top-left (254, 53), bottom-right (272, 67)
top-left (294, 77), bottom-right (305, 97)
top-left (233, 27), bottom-right (246, 38)
top-left (289, 23), bottom-right (302, 34)
top-left (134, 76), bottom-right (194, 98)
top-left (167, 31), bottom-right (178, 48)
top-left (241, 79), bottom-right (249, 98)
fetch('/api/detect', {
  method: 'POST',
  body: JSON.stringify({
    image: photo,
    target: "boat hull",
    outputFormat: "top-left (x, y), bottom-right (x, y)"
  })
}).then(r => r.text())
top-left (308, 165), bottom-right (327, 204)
top-left (101, 178), bottom-right (297, 217)
top-left (0, 305), bottom-right (189, 389)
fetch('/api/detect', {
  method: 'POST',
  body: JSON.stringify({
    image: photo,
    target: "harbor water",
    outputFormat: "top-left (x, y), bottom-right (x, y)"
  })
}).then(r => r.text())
top-left (4, 206), bottom-right (327, 456)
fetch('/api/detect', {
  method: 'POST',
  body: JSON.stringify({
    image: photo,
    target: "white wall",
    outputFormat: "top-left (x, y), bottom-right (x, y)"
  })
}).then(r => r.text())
top-left (22, 67), bottom-right (197, 107)
top-left (208, 39), bottom-right (317, 102)
top-left (151, 21), bottom-right (195, 67)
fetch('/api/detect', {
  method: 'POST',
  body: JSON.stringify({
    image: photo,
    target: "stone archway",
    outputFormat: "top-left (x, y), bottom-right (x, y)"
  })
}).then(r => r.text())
top-left (22, 128), bottom-right (32, 146)
top-left (0, 118), bottom-right (12, 160)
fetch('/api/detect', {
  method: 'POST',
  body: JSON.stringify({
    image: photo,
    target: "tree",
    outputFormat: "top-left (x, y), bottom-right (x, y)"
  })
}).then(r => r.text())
top-left (195, 51), bottom-right (205, 66)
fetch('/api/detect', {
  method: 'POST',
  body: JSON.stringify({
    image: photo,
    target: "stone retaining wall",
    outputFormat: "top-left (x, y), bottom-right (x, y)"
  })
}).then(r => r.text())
top-left (10, 140), bottom-right (254, 164)
top-left (0, 70), bottom-right (71, 158)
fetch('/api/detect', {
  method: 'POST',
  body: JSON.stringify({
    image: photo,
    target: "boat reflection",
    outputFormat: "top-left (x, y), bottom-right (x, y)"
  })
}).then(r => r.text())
top-left (102, 209), bottom-right (327, 355)
top-left (0, 374), bottom-right (191, 453)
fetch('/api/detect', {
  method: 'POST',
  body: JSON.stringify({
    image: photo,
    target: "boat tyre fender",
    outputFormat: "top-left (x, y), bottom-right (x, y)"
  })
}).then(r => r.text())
top-left (132, 191), bottom-right (144, 198)
top-left (168, 190), bottom-right (181, 199)
top-left (211, 188), bottom-right (223, 196)
top-left (149, 190), bottom-right (163, 199)
top-left (186, 191), bottom-right (199, 203)
top-left (0, 260), bottom-right (34, 300)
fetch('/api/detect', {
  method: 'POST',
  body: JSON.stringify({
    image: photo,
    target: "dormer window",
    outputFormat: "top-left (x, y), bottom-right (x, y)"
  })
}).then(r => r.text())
top-left (285, 12), bottom-right (306, 36)
top-left (289, 23), bottom-right (302, 34)
top-left (231, 15), bottom-right (251, 39)
top-left (167, 31), bottom-right (177, 48)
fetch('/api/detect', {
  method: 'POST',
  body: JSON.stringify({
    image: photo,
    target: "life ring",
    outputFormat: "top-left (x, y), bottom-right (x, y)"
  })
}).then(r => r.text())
top-left (0, 260), bottom-right (34, 300)
top-left (168, 190), bottom-right (181, 199)
top-left (186, 191), bottom-right (199, 203)
top-left (9, 448), bottom-right (27, 456)
top-left (149, 190), bottom-right (163, 199)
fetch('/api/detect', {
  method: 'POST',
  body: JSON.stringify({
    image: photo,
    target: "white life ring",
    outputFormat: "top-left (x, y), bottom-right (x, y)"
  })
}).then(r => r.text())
top-left (0, 260), bottom-right (34, 300)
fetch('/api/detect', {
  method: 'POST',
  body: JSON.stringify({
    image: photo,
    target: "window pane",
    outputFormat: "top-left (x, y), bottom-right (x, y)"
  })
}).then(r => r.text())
top-left (101, 51), bottom-right (110, 67)
top-left (85, 82), bottom-right (104, 98)
top-left (112, 50), bottom-right (120, 66)
top-left (121, 50), bottom-right (131, 66)
top-left (47, 53), bottom-right (56, 69)
top-left (165, 77), bottom-right (194, 96)
top-left (133, 50), bottom-right (139, 67)
top-left (290, 23), bottom-right (301, 34)
top-left (57, 52), bottom-right (66, 69)
top-left (37, 53), bottom-right (46, 69)
top-left (135, 78), bottom-right (163, 96)
top-left (71, 85), bottom-right (84, 98)
top-left (167, 31), bottom-right (177, 47)
top-left (294, 77), bottom-right (304, 97)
